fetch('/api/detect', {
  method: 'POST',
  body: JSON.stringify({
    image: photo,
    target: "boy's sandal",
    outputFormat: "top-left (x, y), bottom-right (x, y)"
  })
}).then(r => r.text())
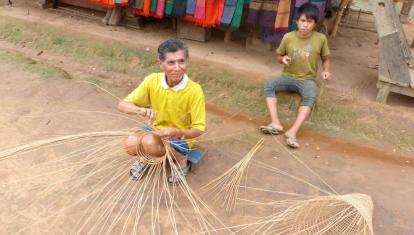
top-left (259, 125), bottom-right (283, 135)
top-left (285, 134), bottom-right (300, 149)
top-left (167, 164), bottom-right (190, 185)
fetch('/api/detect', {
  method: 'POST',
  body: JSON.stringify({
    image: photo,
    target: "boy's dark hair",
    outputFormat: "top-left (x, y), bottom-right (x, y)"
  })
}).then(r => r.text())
top-left (157, 38), bottom-right (189, 61)
top-left (297, 3), bottom-right (320, 22)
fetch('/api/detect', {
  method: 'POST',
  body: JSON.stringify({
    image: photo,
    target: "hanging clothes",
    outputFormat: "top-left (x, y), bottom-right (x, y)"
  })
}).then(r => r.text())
top-left (154, 0), bottom-right (166, 18)
top-left (194, 0), bottom-right (206, 21)
top-left (274, 0), bottom-right (291, 30)
top-left (221, 0), bottom-right (237, 26)
top-left (151, 0), bottom-right (158, 13)
top-left (186, 0), bottom-right (197, 15)
top-left (230, 0), bottom-right (244, 28)
top-left (165, 0), bottom-right (174, 16)
top-left (172, 0), bottom-right (187, 17)
top-left (201, 0), bottom-right (221, 27)
top-left (247, 0), bottom-right (296, 44)
top-left (247, 0), bottom-right (278, 28)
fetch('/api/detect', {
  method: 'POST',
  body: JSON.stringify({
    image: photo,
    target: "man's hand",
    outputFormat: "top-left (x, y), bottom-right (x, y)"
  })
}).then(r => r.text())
top-left (155, 128), bottom-right (182, 139)
top-left (136, 108), bottom-right (157, 126)
top-left (281, 55), bottom-right (292, 66)
top-left (321, 71), bottom-right (332, 81)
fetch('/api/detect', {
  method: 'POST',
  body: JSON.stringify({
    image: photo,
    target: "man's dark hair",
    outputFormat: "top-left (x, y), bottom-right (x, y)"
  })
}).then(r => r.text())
top-left (297, 3), bottom-right (320, 22)
top-left (157, 38), bottom-right (189, 61)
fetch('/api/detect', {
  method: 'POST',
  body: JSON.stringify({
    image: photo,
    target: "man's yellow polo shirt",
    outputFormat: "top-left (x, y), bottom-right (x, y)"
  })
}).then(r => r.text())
top-left (124, 72), bottom-right (206, 147)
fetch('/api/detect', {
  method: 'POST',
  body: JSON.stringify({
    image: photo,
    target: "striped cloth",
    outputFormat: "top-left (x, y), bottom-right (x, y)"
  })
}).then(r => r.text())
top-left (274, 0), bottom-right (291, 30)
top-left (247, 0), bottom-right (278, 28)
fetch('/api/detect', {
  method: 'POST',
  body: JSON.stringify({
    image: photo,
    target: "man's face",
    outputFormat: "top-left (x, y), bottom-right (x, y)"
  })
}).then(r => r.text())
top-left (297, 15), bottom-right (316, 37)
top-left (159, 50), bottom-right (188, 86)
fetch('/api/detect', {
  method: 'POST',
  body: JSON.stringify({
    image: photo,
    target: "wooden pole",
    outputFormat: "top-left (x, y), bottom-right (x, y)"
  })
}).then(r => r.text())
top-left (401, 0), bottom-right (414, 15)
top-left (400, 0), bottom-right (414, 23)
top-left (329, 0), bottom-right (352, 37)
top-left (224, 29), bottom-right (232, 43)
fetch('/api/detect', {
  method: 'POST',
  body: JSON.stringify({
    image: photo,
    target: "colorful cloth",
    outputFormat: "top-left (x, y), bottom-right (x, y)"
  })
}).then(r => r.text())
top-left (194, 0), bottom-right (206, 20)
top-left (274, 0), bottom-right (291, 30)
top-left (172, 0), bottom-right (187, 17)
top-left (186, 0), bottom-right (197, 15)
top-left (247, 0), bottom-right (278, 28)
top-left (151, 0), bottom-right (157, 13)
top-left (221, 0), bottom-right (237, 25)
top-left (165, 0), bottom-right (174, 16)
top-left (230, 0), bottom-right (244, 28)
top-left (154, 0), bottom-right (166, 18)
top-left (202, 0), bottom-right (221, 27)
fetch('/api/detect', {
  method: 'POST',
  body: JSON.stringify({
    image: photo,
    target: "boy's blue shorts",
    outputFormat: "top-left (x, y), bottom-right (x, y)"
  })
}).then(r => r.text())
top-left (142, 126), bottom-right (190, 156)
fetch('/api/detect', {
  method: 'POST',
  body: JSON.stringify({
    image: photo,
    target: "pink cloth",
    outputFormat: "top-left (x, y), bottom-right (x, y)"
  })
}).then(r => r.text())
top-left (194, 0), bottom-right (206, 20)
top-left (154, 0), bottom-right (166, 18)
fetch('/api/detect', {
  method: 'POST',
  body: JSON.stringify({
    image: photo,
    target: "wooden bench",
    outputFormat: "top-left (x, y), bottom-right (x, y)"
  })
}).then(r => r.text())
top-left (187, 146), bottom-right (208, 173)
top-left (371, 0), bottom-right (414, 103)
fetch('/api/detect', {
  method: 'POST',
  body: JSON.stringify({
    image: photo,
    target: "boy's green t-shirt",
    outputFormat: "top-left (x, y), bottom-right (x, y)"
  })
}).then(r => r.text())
top-left (276, 31), bottom-right (330, 80)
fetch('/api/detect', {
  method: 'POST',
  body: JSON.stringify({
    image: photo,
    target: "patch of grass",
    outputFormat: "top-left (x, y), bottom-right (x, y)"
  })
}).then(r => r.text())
top-left (0, 16), bottom-right (158, 77)
top-left (0, 49), bottom-right (65, 79)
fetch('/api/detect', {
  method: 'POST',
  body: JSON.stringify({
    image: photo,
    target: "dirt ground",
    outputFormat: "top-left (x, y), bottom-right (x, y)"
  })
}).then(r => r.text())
top-left (0, 2), bottom-right (413, 234)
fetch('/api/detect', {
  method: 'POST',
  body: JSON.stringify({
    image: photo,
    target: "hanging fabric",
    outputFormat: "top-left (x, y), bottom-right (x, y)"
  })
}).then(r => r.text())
top-left (165, 0), bottom-right (174, 16)
top-left (247, 0), bottom-right (278, 28)
top-left (194, 0), bottom-right (206, 21)
top-left (172, 0), bottom-right (187, 17)
top-left (274, 0), bottom-right (291, 30)
top-left (221, 0), bottom-right (237, 26)
top-left (201, 0), bottom-right (221, 27)
top-left (186, 0), bottom-right (197, 15)
top-left (154, 0), bottom-right (166, 18)
top-left (151, 0), bottom-right (158, 13)
top-left (230, 0), bottom-right (244, 28)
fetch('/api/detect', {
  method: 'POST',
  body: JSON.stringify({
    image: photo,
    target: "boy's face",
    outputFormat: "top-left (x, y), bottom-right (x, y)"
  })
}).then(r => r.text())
top-left (297, 15), bottom-right (316, 37)
top-left (159, 50), bottom-right (188, 86)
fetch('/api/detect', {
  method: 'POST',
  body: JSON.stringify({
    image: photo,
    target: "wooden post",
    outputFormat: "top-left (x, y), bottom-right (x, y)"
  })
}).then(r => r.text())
top-left (53, 0), bottom-right (59, 8)
top-left (137, 16), bottom-right (145, 29)
top-left (401, 0), bottom-right (414, 15)
top-left (376, 82), bottom-right (391, 103)
top-left (400, 0), bottom-right (414, 23)
top-left (108, 5), bottom-right (123, 26)
top-left (224, 29), bottom-right (233, 43)
top-left (172, 17), bottom-right (177, 30)
top-left (102, 8), bottom-right (112, 25)
top-left (330, 0), bottom-right (352, 37)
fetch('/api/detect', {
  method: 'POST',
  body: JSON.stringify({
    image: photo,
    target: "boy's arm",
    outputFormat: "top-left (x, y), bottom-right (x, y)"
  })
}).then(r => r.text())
top-left (321, 56), bottom-right (332, 80)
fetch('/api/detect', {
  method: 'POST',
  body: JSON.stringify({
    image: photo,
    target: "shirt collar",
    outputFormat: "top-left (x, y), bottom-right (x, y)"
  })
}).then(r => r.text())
top-left (161, 74), bottom-right (189, 92)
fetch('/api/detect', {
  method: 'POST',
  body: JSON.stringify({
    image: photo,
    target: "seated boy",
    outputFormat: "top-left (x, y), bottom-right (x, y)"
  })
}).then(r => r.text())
top-left (118, 39), bottom-right (206, 183)
top-left (260, 3), bottom-right (332, 148)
